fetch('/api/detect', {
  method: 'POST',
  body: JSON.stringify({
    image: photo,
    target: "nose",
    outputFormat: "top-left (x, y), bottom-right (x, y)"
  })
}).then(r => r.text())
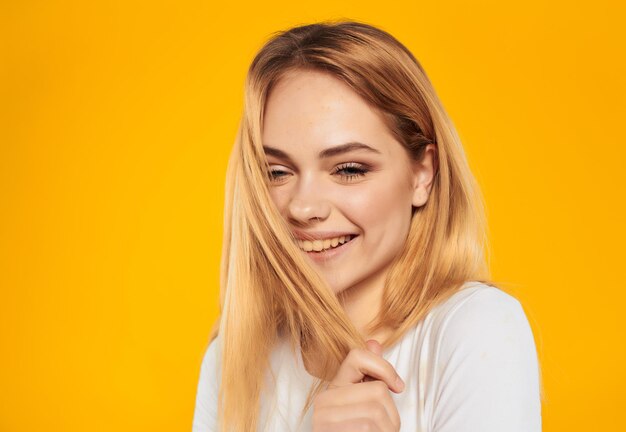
top-left (287, 179), bottom-right (331, 225)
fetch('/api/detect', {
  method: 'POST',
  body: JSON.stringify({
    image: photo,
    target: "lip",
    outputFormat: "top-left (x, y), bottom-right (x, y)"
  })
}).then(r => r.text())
top-left (299, 234), bottom-right (359, 264)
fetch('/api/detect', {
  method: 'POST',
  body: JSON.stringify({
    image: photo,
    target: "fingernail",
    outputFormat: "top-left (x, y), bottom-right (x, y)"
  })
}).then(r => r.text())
top-left (395, 376), bottom-right (405, 391)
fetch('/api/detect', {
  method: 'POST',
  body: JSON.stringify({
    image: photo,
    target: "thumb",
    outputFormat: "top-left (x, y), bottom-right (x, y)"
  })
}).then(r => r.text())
top-left (365, 339), bottom-right (383, 356)
top-left (361, 339), bottom-right (384, 383)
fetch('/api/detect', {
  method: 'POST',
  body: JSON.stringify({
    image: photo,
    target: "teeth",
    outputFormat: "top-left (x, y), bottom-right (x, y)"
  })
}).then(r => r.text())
top-left (297, 235), bottom-right (354, 252)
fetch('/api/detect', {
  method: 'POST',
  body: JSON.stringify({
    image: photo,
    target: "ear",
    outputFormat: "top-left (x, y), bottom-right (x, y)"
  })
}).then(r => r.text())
top-left (411, 144), bottom-right (437, 208)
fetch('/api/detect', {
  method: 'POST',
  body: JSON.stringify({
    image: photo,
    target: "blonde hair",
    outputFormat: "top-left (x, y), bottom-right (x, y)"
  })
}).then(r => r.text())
top-left (210, 19), bottom-right (493, 431)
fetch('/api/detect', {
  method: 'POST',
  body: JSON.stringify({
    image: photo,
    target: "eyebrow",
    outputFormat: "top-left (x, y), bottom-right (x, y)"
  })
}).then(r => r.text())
top-left (263, 142), bottom-right (382, 162)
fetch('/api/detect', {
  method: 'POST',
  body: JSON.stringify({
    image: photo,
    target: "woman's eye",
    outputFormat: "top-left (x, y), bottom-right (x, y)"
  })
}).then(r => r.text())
top-left (267, 163), bottom-right (370, 184)
top-left (334, 162), bottom-right (370, 182)
top-left (267, 167), bottom-right (290, 183)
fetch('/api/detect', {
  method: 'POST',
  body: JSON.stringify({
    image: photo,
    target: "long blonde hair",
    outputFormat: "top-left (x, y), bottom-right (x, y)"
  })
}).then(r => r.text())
top-left (210, 19), bottom-right (493, 431)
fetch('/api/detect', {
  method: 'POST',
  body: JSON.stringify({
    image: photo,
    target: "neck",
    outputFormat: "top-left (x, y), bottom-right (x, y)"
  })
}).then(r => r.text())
top-left (339, 265), bottom-right (392, 344)
top-left (300, 266), bottom-right (396, 379)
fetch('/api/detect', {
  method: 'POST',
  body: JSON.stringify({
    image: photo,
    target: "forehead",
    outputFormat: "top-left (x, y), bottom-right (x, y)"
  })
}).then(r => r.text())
top-left (262, 69), bottom-right (395, 157)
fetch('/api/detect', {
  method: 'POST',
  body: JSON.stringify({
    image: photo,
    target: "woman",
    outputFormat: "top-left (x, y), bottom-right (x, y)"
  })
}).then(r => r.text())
top-left (193, 20), bottom-right (541, 432)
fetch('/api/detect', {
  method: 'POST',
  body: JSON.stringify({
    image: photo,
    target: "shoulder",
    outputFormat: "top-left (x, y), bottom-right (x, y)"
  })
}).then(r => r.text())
top-left (425, 281), bottom-right (538, 366)
top-left (423, 282), bottom-right (542, 430)
top-left (200, 336), bottom-right (221, 373)
top-left (428, 281), bottom-right (529, 339)
top-left (431, 281), bottom-right (523, 320)
top-left (192, 336), bottom-right (222, 432)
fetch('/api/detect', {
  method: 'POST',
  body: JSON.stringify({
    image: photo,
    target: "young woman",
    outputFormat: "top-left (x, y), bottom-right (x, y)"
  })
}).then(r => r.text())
top-left (192, 20), bottom-right (542, 432)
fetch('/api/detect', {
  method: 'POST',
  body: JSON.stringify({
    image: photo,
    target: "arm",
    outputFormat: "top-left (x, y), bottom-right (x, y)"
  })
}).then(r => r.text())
top-left (192, 338), bottom-right (220, 432)
top-left (430, 288), bottom-right (542, 432)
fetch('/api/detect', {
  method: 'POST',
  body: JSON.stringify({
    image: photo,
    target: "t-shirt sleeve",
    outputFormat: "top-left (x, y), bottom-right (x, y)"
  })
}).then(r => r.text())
top-left (430, 288), bottom-right (542, 432)
top-left (192, 338), bottom-right (220, 432)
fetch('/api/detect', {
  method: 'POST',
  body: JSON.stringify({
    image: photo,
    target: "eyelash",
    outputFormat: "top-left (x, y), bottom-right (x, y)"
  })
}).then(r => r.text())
top-left (268, 162), bottom-right (370, 183)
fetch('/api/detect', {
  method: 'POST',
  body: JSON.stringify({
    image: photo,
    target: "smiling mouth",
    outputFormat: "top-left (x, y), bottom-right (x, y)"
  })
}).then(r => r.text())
top-left (297, 234), bottom-right (358, 253)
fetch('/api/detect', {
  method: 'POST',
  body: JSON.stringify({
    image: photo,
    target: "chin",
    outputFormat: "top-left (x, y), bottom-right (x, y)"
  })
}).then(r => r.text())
top-left (324, 275), bottom-right (362, 296)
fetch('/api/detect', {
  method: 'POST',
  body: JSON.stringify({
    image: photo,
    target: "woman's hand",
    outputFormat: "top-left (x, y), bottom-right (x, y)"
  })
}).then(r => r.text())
top-left (311, 339), bottom-right (405, 432)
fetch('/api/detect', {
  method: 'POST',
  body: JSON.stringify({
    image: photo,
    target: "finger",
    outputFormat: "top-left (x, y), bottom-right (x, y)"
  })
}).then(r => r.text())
top-left (318, 380), bottom-right (401, 429)
top-left (361, 339), bottom-right (383, 382)
top-left (317, 418), bottom-right (383, 432)
top-left (329, 348), bottom-right (404, 393)
top-left (314, 401), bottom-right (397, 432)
top-left (366, 339), bottom-right (383, 356)
top-left (362, 340), bottom-right (384, 383)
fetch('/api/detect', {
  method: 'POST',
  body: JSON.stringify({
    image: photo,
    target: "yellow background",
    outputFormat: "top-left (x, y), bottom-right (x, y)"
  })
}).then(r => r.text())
top-left (1, 1), bottom-right (624, 430)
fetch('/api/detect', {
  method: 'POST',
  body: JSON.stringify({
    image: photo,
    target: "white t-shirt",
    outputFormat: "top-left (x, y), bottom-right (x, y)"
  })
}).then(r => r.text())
top-left (192, 281), bottom-right (542, 431)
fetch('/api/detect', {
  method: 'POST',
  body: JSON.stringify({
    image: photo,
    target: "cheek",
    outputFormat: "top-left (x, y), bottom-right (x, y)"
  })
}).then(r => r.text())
top-left (339, 177), bottom-right (413, 234)
top-left (268, 188), bottom-right (289, 214)
top-left (338, 190), bottom-right (381, 225)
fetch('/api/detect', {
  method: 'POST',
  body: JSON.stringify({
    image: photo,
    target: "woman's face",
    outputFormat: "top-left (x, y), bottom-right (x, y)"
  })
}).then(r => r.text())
top-left (262, 69), bottom-right (435, 295)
